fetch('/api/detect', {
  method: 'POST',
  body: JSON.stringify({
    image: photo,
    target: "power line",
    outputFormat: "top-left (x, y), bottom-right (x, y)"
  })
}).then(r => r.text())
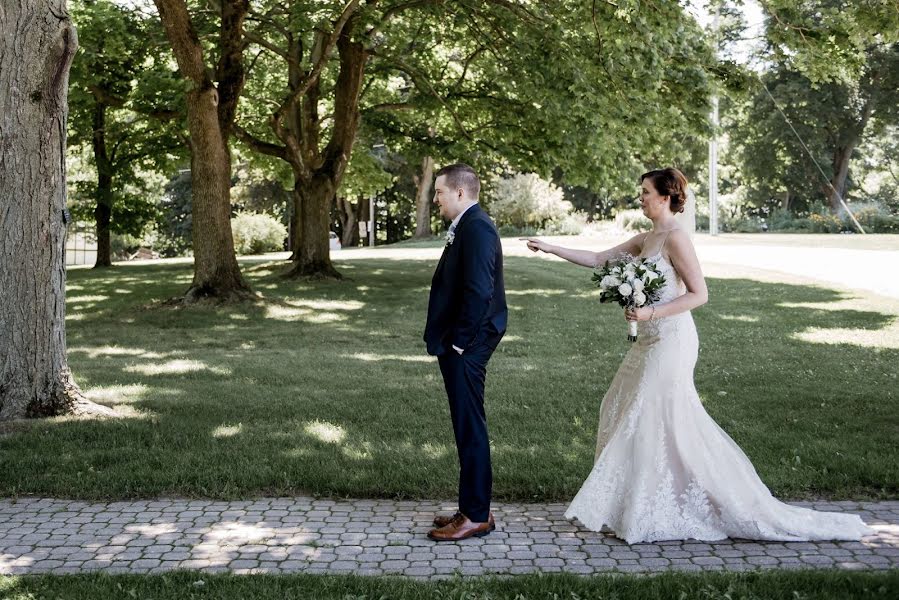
top-left (760, 82), bottom-right (866, 234)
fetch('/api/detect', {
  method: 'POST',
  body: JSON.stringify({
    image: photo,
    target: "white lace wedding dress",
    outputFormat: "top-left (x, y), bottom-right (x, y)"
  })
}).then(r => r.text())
top-left (564, 250), bottom-right (872, 543)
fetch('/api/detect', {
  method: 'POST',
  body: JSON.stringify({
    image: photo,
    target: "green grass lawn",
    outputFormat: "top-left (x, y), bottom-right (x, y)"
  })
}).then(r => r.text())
top-left (1, 252), bottom-right (896, 501)
top-left (2, 571), bottom-right (898, 600)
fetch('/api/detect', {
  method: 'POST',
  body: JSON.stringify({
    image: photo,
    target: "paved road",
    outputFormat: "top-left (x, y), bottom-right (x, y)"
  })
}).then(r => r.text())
top-left (505, 234), bottom-right (899, 300)
top-left (693, 242), bottom-right (899, 300)
top-left (328, 234), bottom-right (899, 300)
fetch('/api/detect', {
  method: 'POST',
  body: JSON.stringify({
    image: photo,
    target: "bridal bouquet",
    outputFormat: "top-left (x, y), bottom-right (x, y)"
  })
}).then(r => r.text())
top-left (592, 255), bottom-right (667, 342)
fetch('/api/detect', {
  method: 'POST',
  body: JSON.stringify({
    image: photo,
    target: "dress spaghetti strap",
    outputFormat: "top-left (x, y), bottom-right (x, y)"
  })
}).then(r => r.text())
top-left (643, 229), bottom-right (673, 259)
top-left (658, 229), bottom-right (672, 257)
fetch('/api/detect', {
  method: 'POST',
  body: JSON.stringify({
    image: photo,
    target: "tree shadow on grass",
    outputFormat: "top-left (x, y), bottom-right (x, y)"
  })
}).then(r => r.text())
top-left (1, 257), bottom-right (895, 501)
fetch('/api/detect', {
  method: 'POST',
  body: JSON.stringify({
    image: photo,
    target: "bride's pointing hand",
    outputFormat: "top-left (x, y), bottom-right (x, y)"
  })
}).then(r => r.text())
top-left (521, 237), bottom-right (552, 253)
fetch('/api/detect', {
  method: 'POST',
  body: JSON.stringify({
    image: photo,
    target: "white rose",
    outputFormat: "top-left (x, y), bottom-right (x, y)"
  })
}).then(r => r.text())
top-left (632, 278), bottom-right (645, 291)
top-left (634, 291), bottom-right (647, 306)
top-left (643, 269), bottom-right (659, 282)
top-left (618, 283), bottom-right (633, 297)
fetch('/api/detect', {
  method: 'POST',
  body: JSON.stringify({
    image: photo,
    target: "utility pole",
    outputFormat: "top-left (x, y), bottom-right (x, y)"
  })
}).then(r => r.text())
top-left (709, 3), bottom-right (720, 236)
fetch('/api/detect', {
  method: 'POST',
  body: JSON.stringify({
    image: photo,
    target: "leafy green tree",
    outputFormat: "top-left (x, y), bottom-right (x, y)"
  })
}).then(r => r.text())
top-left (333, 131), bottom-right (394, 247)
top-left (760, 0), bottom-right (899, 83)
top-left (235, 0), bottom-right (713, 277)
top-left (151, 0), bottom-right (254, 301)
top-left (156, 169), bottom-right (194, 257)
top-left (68, 0), bottom-right (185, 267)
top-left (856, 123), bottom-right (899, 214)
top-left (727, 45), bottom-right (899, 214)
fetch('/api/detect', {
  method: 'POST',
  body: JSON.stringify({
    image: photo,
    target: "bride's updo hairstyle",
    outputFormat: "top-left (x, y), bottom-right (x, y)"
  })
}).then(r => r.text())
top-left (640, 168), bottom-right (689, 214)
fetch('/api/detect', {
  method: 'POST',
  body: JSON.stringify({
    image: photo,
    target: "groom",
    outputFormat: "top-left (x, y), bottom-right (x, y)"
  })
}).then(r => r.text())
top-left (424, 163), bottom-right (507, 541)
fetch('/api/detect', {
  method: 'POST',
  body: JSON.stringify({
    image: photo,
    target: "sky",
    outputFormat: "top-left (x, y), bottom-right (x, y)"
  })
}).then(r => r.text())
top-left (688, 0), bottom-right (767, 68)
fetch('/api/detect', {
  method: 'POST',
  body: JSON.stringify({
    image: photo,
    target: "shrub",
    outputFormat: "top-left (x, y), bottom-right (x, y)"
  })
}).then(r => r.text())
top-left (847, 206), bottom-right (899, 233)
top-left (497, 224), bottom-right (539, 237)
top-left (231, 211), bottom-right (287, 255)
top-left (696, 214), bottom-right (710, 232)
top-left (808, 213), bottom-right (843, 233)
top-left (110, 232), bottom-right (144, 260)
top-left (542, 211), bottom-right (588, 235)
top-left (615, 209), bottom-right (652, 232)
top-left (155, 170), bottom-right (194, 257)
top-left (864, 214), bottom-right (899, 232)
top-left (766, 208), bottom-right (800, 231)
top-left (729, 216), bottom-right (765, 233)
top-left (490, 173), bottom-right (572, 229)
top-left (764, 204), bottom-right (899, 234)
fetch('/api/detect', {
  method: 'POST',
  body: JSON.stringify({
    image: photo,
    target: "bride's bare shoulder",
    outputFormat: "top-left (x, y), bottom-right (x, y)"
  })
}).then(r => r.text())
top-left (667, 226), bottom-right (691, 243)
top-left (665, 228), bottom-right (697, 259)
top-left (629, 230), bottom-right (650, 248)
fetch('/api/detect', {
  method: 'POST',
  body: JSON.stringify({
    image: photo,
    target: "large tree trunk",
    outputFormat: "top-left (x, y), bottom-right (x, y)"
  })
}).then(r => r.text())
top-left (338, 198), bottom-right (352, 247)
top-left (413, 155), bottom-right (434, 238)
top-left (0, 0), bottom-right (114, 421)
top-left (288, 183), bottom-right (301, 261)
top-left (826, 99), bottom-right (874, 216)
top-left (154, 0), bottom-right (253, 302)
top-left (285, 29), bottom-right (365, 279)
top-left (182, 84), bottom-right (252, 300)
top-left (94, 200), bottom-right (112, 267)
top-left (285, 175), bottom-right (341, 279)
top-left (92, 102), bottom-right (113, 268)
top-left (780, 190), bottom-right (791, 212)
top-left (827, 144), bottom-right (854, 214)
top-left (336, 196), bottom-right (359, 247)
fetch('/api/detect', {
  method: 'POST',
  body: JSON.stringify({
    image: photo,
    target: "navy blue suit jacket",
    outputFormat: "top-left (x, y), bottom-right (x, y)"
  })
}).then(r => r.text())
top-left (424, 204), bottom-right (507, 356)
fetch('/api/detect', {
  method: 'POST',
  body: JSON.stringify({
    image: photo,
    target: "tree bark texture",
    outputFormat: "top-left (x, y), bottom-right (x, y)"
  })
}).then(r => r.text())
top-left (154, 0), bottom-right (253, 301)
top-left (283, 26), bottom-right (365, 279)
top-left (0, 0), bottom-right (114, 420)
top-left (337, 196), bottom-right (364, 247)
top-left (826, 98), bottom-right (874, 215)
top-left (413, 155), bottom-right (434, 238)
top-left (92, 102), bottom-right (113, 268)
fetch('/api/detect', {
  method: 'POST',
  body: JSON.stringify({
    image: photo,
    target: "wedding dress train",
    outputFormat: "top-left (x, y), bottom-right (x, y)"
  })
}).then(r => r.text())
top-left (564, 251), bottom-right (872, 543)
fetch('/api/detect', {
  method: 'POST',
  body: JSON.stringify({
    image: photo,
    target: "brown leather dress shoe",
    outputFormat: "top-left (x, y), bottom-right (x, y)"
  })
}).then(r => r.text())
top-left (433, 512), bottom-right (462, 528)
top-left (433, 511), bottom-right (496, 529)
top-left (428, 513), bottom-right (495, 541)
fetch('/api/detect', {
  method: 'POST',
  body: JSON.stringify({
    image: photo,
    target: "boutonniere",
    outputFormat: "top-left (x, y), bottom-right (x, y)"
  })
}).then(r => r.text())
top-left (445, 230), bottom-right (455, 247)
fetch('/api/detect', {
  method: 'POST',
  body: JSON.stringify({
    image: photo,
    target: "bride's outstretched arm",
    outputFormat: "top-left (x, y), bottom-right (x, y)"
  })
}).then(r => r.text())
top-left (626, 230), bottom-right (708, 322)
top-left (521, 233), bottom-right (646, 268)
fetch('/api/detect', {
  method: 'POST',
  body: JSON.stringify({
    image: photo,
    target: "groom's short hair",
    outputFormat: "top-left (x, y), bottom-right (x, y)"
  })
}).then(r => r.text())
top-left (436, 163), bottom-right (480, 199)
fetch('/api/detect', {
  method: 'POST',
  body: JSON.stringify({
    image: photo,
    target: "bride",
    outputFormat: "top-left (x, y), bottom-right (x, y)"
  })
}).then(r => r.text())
top-left (523, 168), bottom-right (872, 544)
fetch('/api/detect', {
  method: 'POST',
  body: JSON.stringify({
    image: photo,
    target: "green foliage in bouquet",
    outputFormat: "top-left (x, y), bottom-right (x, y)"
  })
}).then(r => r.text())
top-left (593, 256), bottom-right (668, 309)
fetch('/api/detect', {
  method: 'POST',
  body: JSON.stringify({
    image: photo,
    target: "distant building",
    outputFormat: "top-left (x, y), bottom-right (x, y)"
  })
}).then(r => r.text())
top-left (65, 226), bottom-right (97, 266)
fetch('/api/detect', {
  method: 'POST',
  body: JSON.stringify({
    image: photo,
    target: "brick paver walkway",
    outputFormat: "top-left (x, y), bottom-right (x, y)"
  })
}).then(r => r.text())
top-left (1, 498), bottom-right (896, 577)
